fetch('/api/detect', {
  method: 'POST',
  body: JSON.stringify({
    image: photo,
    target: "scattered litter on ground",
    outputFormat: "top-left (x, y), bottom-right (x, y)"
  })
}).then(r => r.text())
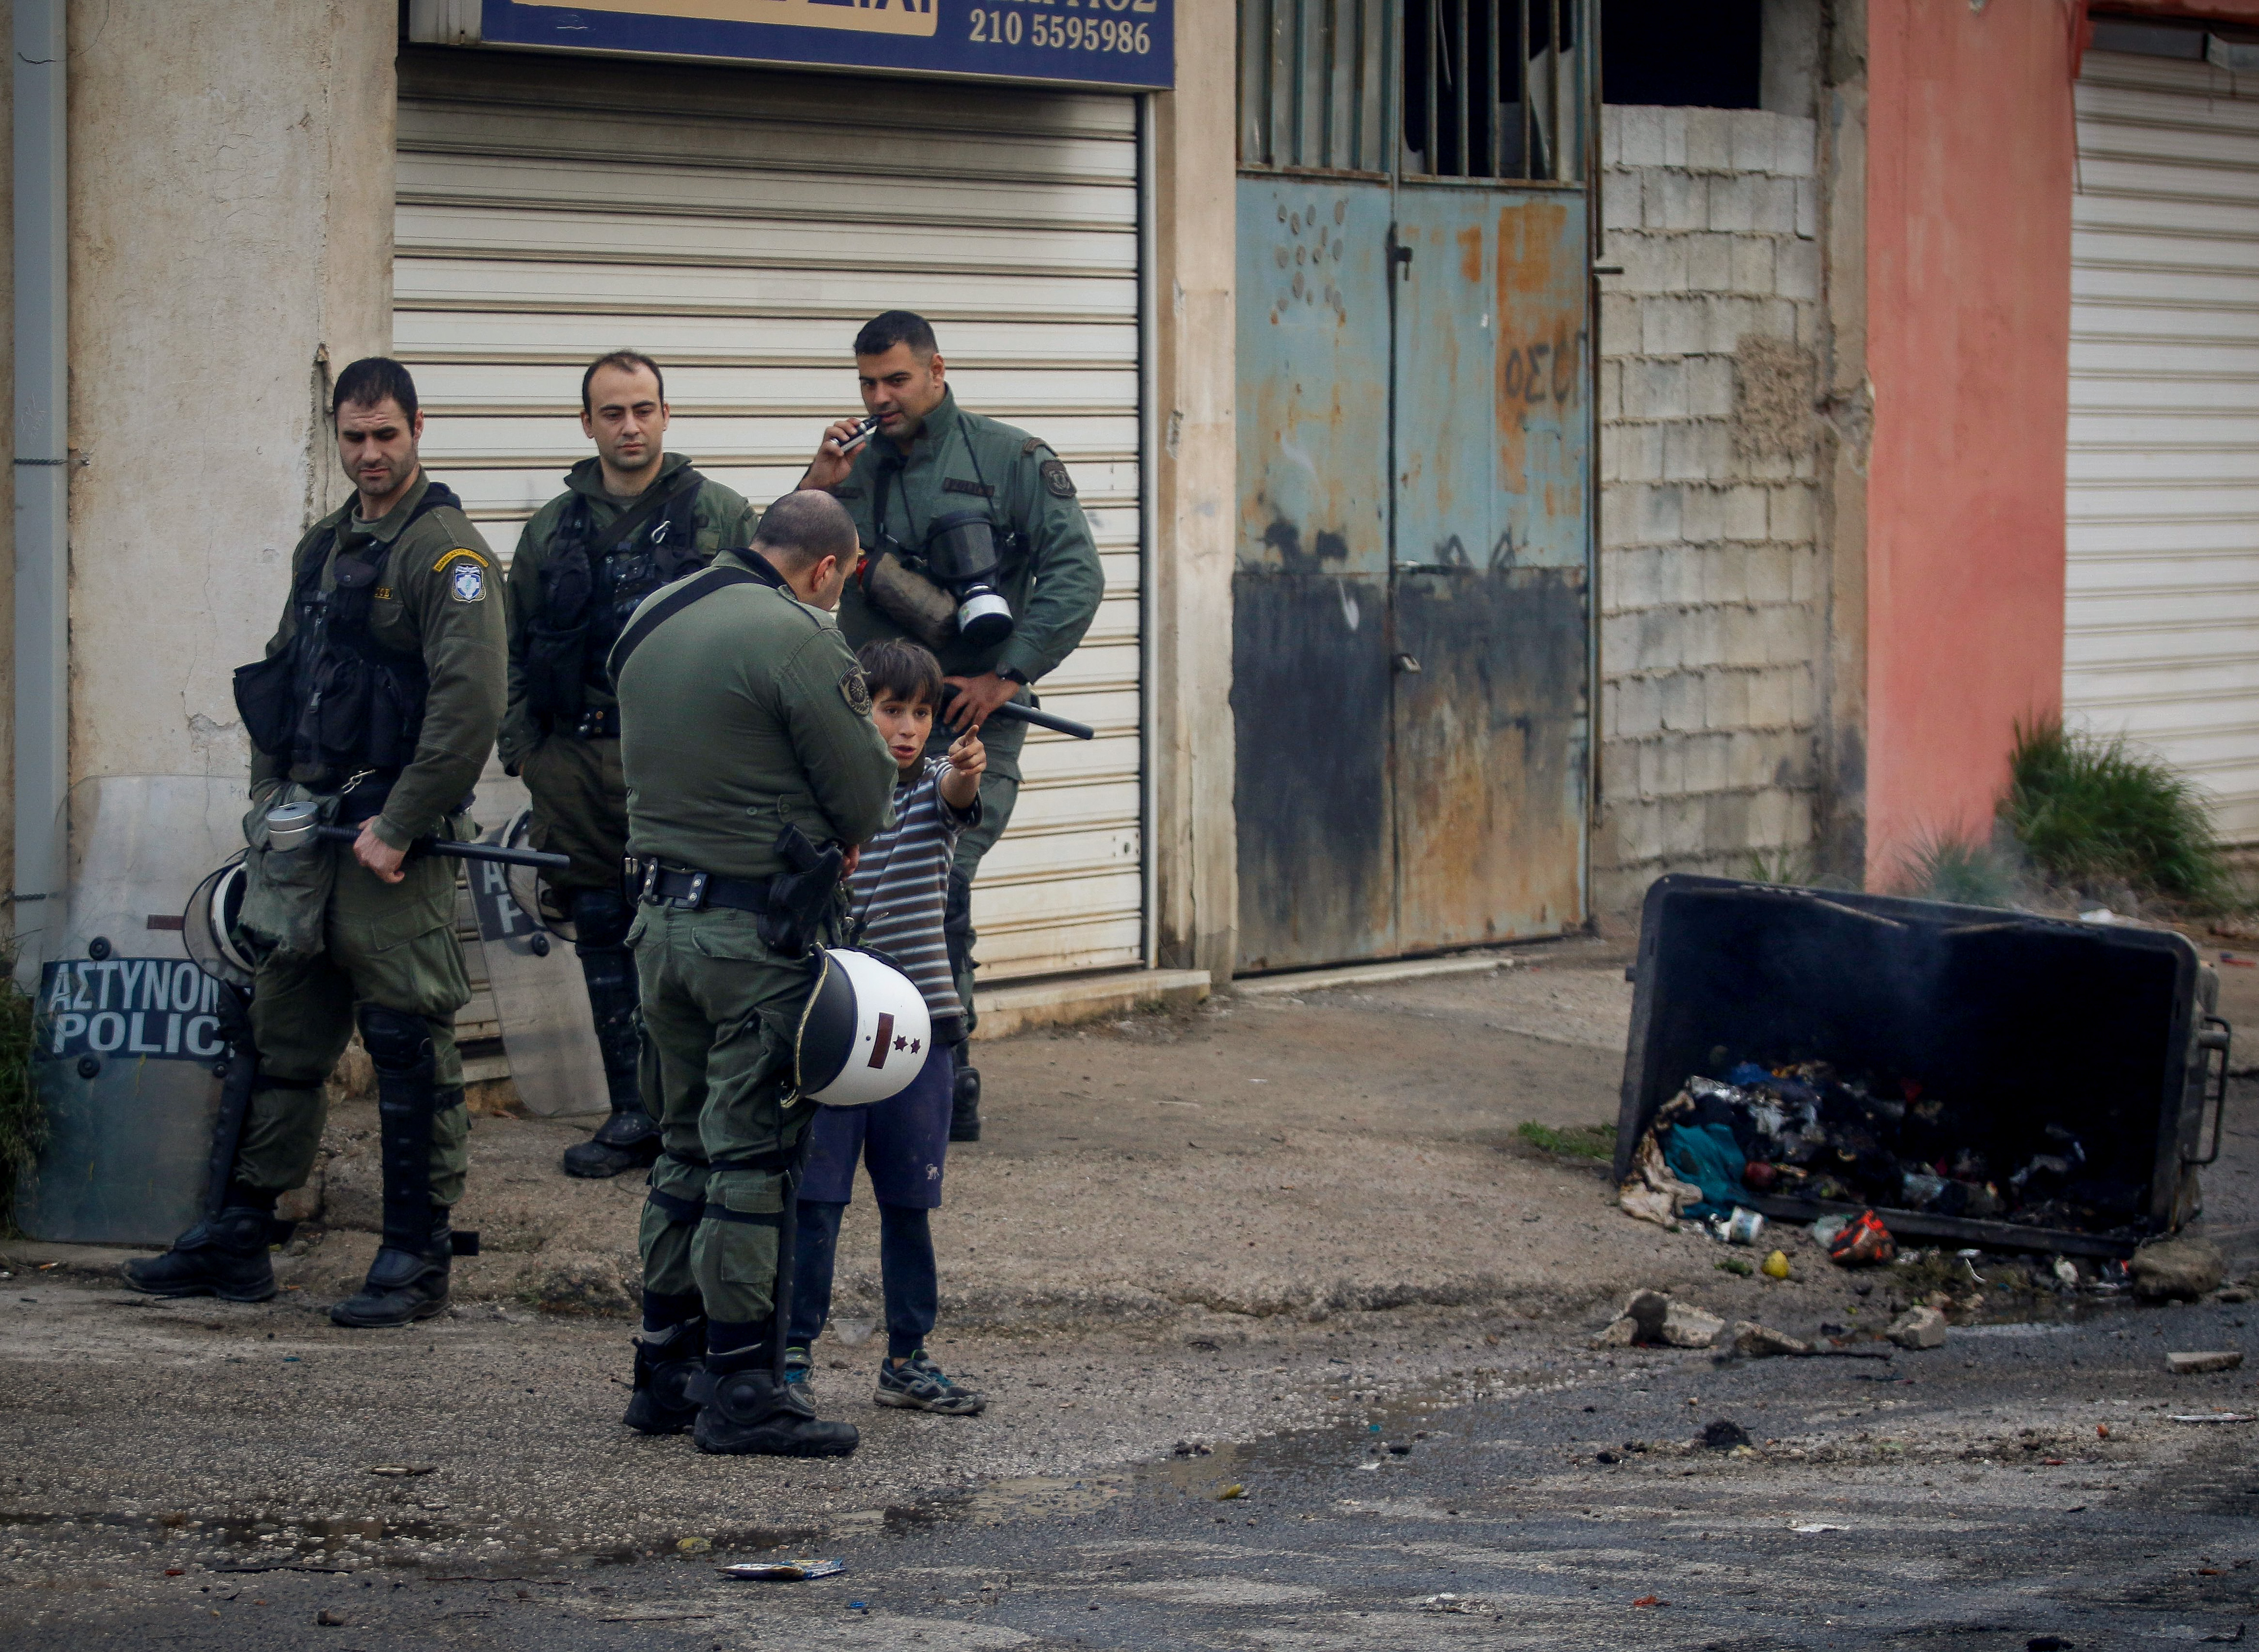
top-left (2170, 1413), bottom-right (2257, 1425)
top-left (1418, 1593), bottom-right (1495, 1615)
top-left (1170, 1440), bottom-right (1212, 1457)
top-left (1830, 1209), bottom-right (1897, 1267)
top-left (365, 1465), bottom-right (436, 1477)
top-left (1710, 1207), bottom-right (1765, 1246)
top-left (1763, 1249), bottom-right (1791, 1279)
top-left (719, 1559), bottom-right (846, 1582)
top-left (1631, 1594), bottom-right (1666, 1607)
top-left (1792, 1522), bottom-right (1846, 1534)
top-left (1716, 1256), bottom-right (1754, 1277)
top-left (1887, 1305), bottom-right (1948, 1350)
top-left (2166, 1351), bottom-right (2246, 1376)
top-left (1217, 1483), bottom-right (1247, 1498)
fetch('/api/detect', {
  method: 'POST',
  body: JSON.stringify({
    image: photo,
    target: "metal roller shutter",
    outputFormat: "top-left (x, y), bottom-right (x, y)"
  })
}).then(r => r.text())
top-left (394, 48), bottom-right (1146, 979)
top-left (2067, 49), bottom-right (2259, 841)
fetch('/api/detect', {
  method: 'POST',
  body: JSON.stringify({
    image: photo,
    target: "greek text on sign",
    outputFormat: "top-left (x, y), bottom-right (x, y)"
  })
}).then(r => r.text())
top-left (38, 958), bottom-right (229, 1063)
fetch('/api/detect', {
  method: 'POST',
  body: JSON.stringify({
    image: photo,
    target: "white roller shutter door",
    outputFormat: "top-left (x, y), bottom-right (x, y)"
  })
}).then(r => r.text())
top-left (394, 48), bottom-right (1145, 979)
top-left (2068, 49), bottom-right (2259, 841)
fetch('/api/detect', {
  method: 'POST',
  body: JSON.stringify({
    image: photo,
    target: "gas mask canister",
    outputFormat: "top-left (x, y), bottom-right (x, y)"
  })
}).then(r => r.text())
top-left (919, 510), bottom-right (1015, 649)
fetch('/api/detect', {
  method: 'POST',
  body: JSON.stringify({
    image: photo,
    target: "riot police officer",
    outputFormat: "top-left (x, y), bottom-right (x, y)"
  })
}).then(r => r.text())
top-left (123, 357), bottom-right (506, 1328)
top-left (499, 351), bottom-right (758, 1179)
top-left (610, 489), bottom-right (896, 1456)
top-left (800, 311), bottom-right (1104, 1140)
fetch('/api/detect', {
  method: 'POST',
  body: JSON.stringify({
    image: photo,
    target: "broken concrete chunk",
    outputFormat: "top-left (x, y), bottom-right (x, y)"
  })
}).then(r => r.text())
top-left (1732, 1320), bottom-right (1811, 1358)
top-left (1624, 1288), bottom-right (1672, 1343)
top-left (1591, 1316), bottom-right (1639, 1348)
top-left (1886, 1305), bottom-right (1947, 1350)
top-left (1659, 1301), bottom-right (1727, 1349)
top-left (2166, 1349), bottom-right (2245, 1375)
top-left (2132, 1237), bottom-right (2226, 1302)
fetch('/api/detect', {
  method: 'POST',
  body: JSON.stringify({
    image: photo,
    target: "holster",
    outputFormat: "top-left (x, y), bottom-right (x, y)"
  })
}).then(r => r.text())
top-left (758, 822), bottom-right (844, 959)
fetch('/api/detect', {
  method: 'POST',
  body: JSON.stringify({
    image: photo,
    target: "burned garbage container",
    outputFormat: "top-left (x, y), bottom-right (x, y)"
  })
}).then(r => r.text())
top-left (1614, 876), bottom-right (2229, 1259)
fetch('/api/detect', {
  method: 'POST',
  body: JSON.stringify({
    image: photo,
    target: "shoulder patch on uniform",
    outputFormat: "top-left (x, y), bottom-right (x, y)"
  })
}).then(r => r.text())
top-left (449, 562), bottom-right (487, 603)
top-left (1021, 436), bottom-right (1049, 457)
top-left (943, 477), bottom-right (996, 499)
top-left (1039, 458), bottom-right (1076, 499)
top-left (840, 666), bottom-right (873, 717)
top-left (432, 547), bottom-right (489, 573)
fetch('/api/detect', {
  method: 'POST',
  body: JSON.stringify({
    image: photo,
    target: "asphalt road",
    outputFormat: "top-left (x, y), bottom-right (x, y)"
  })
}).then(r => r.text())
top-left (8, 1291), bottom-right (2257, 1650)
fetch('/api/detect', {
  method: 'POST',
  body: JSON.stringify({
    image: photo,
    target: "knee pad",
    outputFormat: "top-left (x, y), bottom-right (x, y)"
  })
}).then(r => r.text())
top-left (570, 887), bottom-right (634, 953)
top-left (357, 1005), bottom-right (434, 1074)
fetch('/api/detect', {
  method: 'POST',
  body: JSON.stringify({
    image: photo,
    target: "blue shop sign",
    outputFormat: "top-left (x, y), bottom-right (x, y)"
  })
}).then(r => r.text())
top-left (455, 0), bottom-right (1174, 90)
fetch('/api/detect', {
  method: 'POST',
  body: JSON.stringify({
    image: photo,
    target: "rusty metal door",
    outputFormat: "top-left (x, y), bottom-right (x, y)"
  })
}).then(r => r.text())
top-left (1234, 177), bottom-right (1402, 968)
top-left (1233, 0), bottom-right (1593, 973)
top-left (1388, 191), bottom-right (1589, 951)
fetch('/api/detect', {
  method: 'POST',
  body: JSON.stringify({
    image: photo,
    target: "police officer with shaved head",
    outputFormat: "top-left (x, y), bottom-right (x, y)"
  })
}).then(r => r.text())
top-left (499, 350), bottom-right (758, 1179)
top-left (125, 357), bottom-right (506, 1328)
top-left (800, 311), bottom-right (1104, 1142)
top-left (610, 489), bottom-right (896, 1456)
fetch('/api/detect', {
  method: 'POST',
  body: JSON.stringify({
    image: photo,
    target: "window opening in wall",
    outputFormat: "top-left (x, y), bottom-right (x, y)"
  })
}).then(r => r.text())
top-left (1401, 0), bottom-right (1582, 180)
top-left (1600, 0), bottom-right (1759, 108)
top-left (1240, 0), bottom-right (1393, 174)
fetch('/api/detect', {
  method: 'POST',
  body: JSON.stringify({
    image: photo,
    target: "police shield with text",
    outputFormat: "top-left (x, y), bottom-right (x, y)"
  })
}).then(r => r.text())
top-left (500, 351), bottom-right (758, 1179)
top-left (801, 311), bottom-right (1104, 1141)
top-left (123, 357), bottom-right (507, 1328)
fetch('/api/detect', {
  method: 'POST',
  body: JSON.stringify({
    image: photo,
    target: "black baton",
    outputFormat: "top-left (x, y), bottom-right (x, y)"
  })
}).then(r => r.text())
top-left (313, 824), bottom-right (570, 872)
top-left (941, 686), bottom-right (1095, 741)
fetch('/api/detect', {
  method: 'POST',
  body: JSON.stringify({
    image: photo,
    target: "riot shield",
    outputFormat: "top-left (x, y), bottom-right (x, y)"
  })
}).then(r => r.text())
top-left (13, 776), bottom-right (250, 1244)
top-left (463, 775), bottom-right (607, 1118)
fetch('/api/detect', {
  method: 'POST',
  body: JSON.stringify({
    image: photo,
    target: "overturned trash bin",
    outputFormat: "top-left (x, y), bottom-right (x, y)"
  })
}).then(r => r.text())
top-left (1613, 876), bottom-right (2229, 1260)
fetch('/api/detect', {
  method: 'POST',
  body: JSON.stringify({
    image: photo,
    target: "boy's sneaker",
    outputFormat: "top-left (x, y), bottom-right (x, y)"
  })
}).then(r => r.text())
top-left (783, 1345), bottom-right (813, 1394)
top-left (875, 1351), bottom-right (986, 1416)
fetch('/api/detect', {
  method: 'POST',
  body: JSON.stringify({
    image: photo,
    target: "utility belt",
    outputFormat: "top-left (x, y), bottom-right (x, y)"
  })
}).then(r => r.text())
top-left (625, 819), bottom-right (844, 959)
top-left (630, 857), bottom-right (777, 917)
top-left (561, 705), bottom-right (620, 741)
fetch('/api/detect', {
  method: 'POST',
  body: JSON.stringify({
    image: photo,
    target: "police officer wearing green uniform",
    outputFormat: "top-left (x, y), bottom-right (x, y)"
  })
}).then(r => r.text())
top-left (499, 351), bottom-right (758, 1179)
top-left (610, 489), bottom-right (896, 1456)
top-left (123, 358), bottom-right (506, 1329)
top-left (800, 311), bottom-right (1104, 1141)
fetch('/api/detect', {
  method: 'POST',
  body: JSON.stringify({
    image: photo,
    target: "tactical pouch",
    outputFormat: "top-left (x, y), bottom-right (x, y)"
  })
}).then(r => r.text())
top-left (858, 547), bottom-right (957, 650)
top-left (237, 785), bottom-right (341, 958)
top-left (757, 822), bottom-right (844, 959)
top-left (232, 654), bottom-right (296, 758)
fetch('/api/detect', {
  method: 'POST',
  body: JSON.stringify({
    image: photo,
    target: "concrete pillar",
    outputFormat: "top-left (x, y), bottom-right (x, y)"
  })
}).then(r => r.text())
top-left (1148, 3), bottom-right (1237, 982)
top-left (66, 2), bottom-right (395, 794)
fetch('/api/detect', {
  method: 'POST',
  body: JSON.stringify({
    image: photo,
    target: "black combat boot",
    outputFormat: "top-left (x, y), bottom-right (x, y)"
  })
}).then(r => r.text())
top-left (949, 1058), bottom-right (982, 1143)
top-left (623, 1314), bottom-right (707, 1436)
top-left (693, 1343), bottom-right (860, 1459)
top-left (563, 892), bottom-right (661, 1179)
top-left (120, 1194), bottom-right (280, 1302)
top-left (332, 1008), bottom-right (458, 1329)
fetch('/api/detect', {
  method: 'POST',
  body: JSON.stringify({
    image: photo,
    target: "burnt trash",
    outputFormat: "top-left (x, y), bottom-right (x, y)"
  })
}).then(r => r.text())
top-left (1614, 877), bottom-right (2230, 1260)
top-left (1701, 1419), bottom-right (1752, 1450)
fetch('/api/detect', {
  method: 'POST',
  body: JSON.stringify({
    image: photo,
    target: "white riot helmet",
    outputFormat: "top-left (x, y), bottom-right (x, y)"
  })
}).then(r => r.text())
top-left (183, 854), bottom-right (258, 988)
top-left (794, 947), bottom-right (932, 1108)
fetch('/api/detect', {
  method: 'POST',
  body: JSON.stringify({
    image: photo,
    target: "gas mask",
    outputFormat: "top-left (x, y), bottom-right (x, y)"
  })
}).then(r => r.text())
top-left (919, 511), bottom-right (1015, 649)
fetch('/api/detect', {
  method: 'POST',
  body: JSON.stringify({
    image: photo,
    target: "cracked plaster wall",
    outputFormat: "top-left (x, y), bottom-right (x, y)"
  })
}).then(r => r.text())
top-left (64, 2), bottom-right (393, 794)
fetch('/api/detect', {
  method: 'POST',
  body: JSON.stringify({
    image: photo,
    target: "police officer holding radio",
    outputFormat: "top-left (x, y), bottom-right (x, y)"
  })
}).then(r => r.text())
top-left (500, 351), bottom-right (758, 1179)
top-left (800, 311), bottom-right (1104, 1140)
top-left (123, 357), bottom-right (506, 1328)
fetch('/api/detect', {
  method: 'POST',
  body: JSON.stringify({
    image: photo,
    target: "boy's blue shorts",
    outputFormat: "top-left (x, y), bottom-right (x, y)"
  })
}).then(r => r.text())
top-left (799, 1038), bottom-right (954, 1209)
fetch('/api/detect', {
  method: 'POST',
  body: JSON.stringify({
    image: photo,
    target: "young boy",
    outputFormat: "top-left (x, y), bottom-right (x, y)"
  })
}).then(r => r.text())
top-left (786, 637), bottom-right (988, 1415)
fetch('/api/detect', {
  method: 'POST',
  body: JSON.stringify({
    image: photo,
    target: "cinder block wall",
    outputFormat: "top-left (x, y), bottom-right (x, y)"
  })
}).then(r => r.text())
top-left (1594, 104), bottom-right (1829, 916)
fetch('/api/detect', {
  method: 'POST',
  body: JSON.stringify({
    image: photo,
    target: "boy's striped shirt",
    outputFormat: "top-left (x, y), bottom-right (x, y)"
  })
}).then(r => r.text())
top-left (846, 756), bottom-right (975, 1021)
